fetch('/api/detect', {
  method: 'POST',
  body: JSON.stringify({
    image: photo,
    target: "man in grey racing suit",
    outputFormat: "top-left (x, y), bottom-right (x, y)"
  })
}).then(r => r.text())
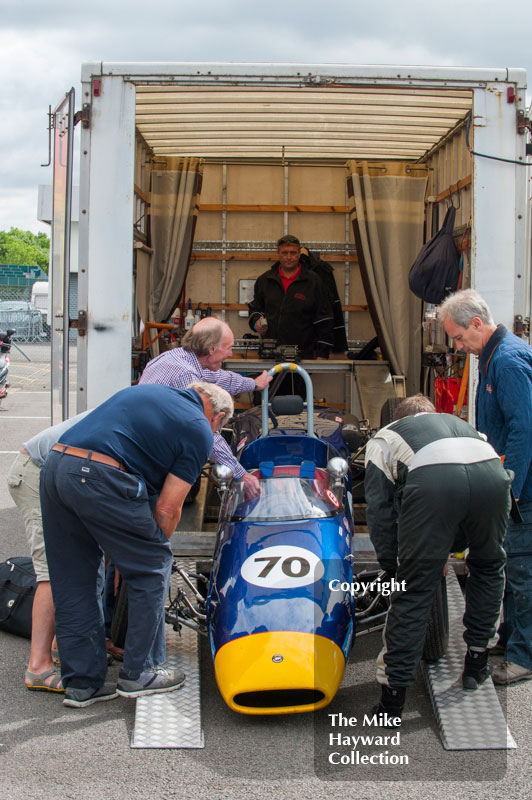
top-left (364, 394), bottom-right (512, 721)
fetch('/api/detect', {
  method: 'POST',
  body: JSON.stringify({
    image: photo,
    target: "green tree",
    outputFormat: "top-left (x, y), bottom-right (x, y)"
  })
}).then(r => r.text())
top-left (0, 228), bottom-right (50, 272)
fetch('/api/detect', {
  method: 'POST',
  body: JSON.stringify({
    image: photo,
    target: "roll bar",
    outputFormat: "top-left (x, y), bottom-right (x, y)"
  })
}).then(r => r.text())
top-left (261, 362), bottom-right (315, 438)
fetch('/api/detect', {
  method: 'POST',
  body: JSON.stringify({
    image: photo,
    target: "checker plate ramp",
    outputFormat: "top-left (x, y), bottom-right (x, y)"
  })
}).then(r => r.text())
top-left (422, 567), bottom-right (516, 750)
top-left (131, 563), bottom-right (204, 749)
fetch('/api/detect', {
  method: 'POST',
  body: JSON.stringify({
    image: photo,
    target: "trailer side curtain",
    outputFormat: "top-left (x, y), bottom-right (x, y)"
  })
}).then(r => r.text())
top-left (147, 156), bottom-right (204, 325)
top-left (346, 161), bottom-right (427, 393)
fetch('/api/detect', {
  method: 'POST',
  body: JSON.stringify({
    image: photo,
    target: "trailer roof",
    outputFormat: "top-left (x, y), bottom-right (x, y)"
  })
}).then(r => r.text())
top-left (134, 84), bottom-right (474, 161)
top-left (84, 63), bottom-right (527, 161)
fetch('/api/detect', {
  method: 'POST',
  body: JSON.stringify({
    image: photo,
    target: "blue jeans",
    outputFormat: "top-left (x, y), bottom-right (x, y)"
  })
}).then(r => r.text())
top-left (500, 501), bottom-right (532, 670)
top-left (41, 451), bottom-right (172, 690)
top-left (103, 560), bottom-right (168, 667)
top-left (103, 561), bottom-right (116, 639)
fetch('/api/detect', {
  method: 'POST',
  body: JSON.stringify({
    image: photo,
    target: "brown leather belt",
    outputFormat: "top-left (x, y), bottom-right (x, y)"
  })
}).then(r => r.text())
top-left (52, 443), bottom-right (127, 472)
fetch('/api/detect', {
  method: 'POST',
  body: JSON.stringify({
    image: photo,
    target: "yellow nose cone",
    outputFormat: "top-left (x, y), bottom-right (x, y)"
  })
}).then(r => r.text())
top-left (213, 631), bottom-right (345, 715)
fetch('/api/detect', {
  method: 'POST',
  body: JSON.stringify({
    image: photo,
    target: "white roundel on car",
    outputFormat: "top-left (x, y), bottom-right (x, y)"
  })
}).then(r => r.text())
top-left (241, 544), bottom-right (324, 588)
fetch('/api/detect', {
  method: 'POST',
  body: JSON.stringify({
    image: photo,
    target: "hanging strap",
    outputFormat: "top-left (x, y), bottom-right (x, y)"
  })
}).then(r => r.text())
top-left (442, 205), bottom-right (457, 234)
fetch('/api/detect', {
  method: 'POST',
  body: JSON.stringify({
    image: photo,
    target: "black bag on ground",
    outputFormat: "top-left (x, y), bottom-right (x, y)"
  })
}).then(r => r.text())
top-left (408, 205), bottom-right (460, 304)
top-left (0, 557), bottom-right (36, 639)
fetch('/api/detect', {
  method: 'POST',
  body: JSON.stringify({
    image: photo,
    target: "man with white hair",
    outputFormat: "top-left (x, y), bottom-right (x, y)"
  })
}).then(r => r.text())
top-left (41, 381), bottom-right (233, 708)
top-left (439, 288), bottom-right (532, 686)
top-left (140, 317), bottom-right (271, 491)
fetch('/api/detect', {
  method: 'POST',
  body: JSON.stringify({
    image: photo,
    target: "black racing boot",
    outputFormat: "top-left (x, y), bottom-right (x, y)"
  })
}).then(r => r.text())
top-left (370, 686), bottom-right (406, 726)
top-left (462, 646), bottom-right (492, 690)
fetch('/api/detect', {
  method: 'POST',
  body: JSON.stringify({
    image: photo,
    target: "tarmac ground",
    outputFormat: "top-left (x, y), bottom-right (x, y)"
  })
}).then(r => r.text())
top-left (0, 343), bottom-right (530, 800)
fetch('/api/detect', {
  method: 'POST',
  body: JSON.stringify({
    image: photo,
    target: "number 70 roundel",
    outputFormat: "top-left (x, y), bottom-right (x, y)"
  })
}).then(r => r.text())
top-left (241, 545), bottom-right (324, 588)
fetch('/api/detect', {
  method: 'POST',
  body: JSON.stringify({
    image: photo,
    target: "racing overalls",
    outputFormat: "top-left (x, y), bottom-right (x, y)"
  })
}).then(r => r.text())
top-left (364, 412), bottom-right (511, 687)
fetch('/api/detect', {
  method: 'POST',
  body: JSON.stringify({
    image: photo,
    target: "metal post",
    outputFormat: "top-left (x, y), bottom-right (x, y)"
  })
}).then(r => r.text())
top-left (221, 163), bottom-right (227, 320)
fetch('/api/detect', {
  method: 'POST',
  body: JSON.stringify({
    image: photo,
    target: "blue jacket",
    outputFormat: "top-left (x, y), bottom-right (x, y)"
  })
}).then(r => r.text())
top-left (476, 326), bottom-right (532, 503)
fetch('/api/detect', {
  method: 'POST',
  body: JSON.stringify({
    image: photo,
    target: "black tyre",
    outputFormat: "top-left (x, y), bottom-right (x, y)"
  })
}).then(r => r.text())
top-left (380, 397), bottom-right (404, 427)
top-left (423, 576), bottom-right (449, 661)
top-left (110, 580), bottom-right (128, 649)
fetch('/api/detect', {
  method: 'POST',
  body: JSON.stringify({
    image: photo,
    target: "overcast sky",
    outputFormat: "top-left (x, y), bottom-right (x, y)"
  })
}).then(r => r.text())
top-left (1, 0), bottom-right (531, 235)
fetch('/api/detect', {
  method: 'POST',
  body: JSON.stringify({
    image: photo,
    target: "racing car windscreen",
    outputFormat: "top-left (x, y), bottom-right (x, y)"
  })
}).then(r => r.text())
top-left (225, 475), bottom-right (342, 523)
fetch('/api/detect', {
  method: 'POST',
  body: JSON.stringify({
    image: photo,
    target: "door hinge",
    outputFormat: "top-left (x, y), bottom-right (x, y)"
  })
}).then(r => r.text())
top-left (513, 314), bottom-right (530, 337)
top-left (516, 110), bottom-right (532, 136)
top-left (70, 310), bottom-right (88, 336)
top-left (74, 103), bottom-right (91, 129)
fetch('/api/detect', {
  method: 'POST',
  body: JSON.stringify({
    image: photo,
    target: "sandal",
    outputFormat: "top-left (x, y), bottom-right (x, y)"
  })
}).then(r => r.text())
top-left (25, 667), bottom-right (64, 693)
top-left (51, 649), bottom-right (60, 667)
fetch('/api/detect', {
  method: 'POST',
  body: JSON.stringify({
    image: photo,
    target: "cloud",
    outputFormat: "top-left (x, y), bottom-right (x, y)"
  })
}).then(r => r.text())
top-left (0, 0), bottom-right (530, 233)
top-left (0, 188), bottom-right (49, 234)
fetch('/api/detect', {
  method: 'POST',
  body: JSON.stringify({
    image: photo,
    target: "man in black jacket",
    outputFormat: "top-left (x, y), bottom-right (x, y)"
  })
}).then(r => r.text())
top-left (248, 235), bottom-right (334, 359)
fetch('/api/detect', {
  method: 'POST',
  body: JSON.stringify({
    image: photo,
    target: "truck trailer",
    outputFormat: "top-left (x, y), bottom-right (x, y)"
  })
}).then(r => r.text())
top-left (45, 62), bottom-right (529, 750)
top-left (48, 62), bottom-right (531, 421)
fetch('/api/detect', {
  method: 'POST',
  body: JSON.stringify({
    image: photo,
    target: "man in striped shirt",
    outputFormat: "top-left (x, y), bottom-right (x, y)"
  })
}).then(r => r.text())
top-left (364, 394), bottom-right (512, 722)
top-left (139, 317), bottom-right (271, 492)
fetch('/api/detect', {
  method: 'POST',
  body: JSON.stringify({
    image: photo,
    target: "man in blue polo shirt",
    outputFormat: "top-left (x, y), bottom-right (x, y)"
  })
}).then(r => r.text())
top-left (440, 289), bottom-right (532, 686)
top-left (40, 381), bottom-right (233, 708)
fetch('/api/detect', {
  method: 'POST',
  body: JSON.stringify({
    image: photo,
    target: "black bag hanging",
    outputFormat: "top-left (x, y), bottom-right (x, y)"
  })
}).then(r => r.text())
top-left (0, 557), bottom-right (36, 639)
top-left (408, 205), bottom-right (460, 304)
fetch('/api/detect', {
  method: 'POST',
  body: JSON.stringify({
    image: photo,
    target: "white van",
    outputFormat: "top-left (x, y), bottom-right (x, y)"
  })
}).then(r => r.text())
top-left (30, 280), bottom-right (49, 326)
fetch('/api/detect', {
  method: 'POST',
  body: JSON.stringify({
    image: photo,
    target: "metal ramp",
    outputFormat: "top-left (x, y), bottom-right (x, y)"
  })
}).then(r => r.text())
top-left (422, 567), bottom-right (516, 750)
top-left (131, 553), bottom-right (206, 748)
top-left (130, 478), bottom-right (214, 748)
top-left (131, 618), bottom-right (203, 749)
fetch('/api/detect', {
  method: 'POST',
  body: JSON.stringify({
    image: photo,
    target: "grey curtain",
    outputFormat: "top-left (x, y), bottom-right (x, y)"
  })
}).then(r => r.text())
top-left (346, 161), bottom-right (428, 393)
top-left (147, 156), bottom-right (204, 324)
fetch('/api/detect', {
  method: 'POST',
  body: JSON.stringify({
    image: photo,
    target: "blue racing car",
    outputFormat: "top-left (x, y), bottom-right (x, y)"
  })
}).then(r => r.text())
top-left (207, 363), bottom-right (356, 714)
top-left (113, 363), bottom-right (447, 715)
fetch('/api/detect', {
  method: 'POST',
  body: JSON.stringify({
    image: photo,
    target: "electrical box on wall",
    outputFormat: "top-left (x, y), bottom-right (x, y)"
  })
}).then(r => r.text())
top-left (238, 279), bottom-right (255, 317)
